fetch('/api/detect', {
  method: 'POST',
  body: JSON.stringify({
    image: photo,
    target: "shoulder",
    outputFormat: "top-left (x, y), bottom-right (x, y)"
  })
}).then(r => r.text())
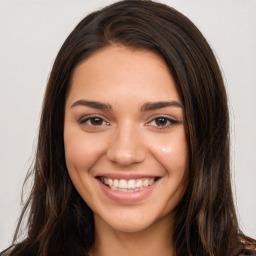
top-left (237, 235), bottom-right (256, 255)
top-left (0, 246), bottom-right (14, 256)
top-left (238, 249), bottom-right (256, 256)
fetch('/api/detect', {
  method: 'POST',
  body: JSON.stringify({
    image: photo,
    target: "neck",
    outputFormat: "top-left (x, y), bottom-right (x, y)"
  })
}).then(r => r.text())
top-left (90, 215), bottom-right (174, 256)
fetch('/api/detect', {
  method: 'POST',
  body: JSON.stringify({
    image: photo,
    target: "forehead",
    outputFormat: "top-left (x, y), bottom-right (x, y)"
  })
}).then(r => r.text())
top-left (66, 45), bottom-right (180, 108)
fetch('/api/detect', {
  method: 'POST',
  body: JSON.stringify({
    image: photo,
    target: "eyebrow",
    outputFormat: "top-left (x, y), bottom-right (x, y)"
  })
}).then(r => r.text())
top-left (70, 99), bottom-right (183, 111)
top-left (70, 99), bottom-right (113, 110)
top-left (140, 101), bottom-right (184, 111)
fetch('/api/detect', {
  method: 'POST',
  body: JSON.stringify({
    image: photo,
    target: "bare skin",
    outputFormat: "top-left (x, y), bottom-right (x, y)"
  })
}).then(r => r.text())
top-left (64, 45), bottom-right (188, 256)
top-left (90, 213), bottom-right (174, 256)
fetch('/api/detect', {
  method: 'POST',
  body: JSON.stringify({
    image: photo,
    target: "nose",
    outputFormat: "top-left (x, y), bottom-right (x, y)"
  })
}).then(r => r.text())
top-left (107, 125), bottom-right (146, 166)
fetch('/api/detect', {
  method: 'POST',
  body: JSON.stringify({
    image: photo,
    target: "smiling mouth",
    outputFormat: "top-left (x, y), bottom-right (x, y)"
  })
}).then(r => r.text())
top-left (99, 177), bottom-right (160, 193)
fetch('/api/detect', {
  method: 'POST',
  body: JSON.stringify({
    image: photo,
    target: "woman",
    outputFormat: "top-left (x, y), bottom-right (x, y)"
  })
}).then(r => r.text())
top-left (2, 0), bottom-right (256, 255)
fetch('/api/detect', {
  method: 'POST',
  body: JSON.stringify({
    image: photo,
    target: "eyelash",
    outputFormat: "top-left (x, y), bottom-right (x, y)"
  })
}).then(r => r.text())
top-left (79, 115), bottom-right (110, 127)
top-left (79, 115), bottom-right (178, 130)
top-left (147, 116), bottom-right (179, 130)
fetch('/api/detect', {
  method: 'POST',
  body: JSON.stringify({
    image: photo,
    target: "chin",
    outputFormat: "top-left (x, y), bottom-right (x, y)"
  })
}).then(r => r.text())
top-left (94, 207), bottom-right (166, 234)
top-left (108, 219), bottom-right (156, 233)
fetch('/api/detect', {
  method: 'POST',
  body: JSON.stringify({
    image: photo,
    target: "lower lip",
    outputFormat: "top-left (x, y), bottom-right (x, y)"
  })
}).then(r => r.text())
top-left (97, 179), bottom-right (159, 204)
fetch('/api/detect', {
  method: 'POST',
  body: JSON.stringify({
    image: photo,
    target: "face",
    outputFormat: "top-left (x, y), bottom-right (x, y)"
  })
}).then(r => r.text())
top-left (64, 45), bottom-right (188, 233)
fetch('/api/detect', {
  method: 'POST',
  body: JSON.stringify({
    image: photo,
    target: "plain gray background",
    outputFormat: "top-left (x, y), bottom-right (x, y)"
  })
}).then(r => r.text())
top-left (0, 0), bottom-right (255, 251)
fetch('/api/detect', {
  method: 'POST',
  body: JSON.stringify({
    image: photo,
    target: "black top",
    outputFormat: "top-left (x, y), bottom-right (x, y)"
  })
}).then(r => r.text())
top-left (1, 248), bottom-right (256, 255)
top-left (239, 249), bottom-right (256, 255)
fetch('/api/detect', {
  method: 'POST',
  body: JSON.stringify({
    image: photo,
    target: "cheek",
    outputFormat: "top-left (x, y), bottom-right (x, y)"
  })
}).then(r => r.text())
top-left (64, 131), bottom-right (108, 172)
top-left (63, 130), bottom-right (110, 205)
top-left (150, 131), bottom-right (188, 173)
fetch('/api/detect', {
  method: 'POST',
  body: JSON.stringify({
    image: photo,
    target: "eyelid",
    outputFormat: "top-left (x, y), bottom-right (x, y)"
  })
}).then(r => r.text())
top-left (146, 115), bottom-right (179, 129)
top-left (78, 114), bottom-right (110, 125)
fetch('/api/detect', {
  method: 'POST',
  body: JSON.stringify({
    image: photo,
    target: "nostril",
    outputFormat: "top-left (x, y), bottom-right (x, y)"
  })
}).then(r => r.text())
top-left (106, 144), bottom-right (146, 166)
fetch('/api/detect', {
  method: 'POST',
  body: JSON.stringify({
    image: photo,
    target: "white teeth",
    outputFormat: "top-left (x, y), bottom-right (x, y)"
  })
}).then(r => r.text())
top-left (127, 179), bottom-right (136, 189)
top-left (101, 177), bottom-right (157, 192)
top-left (136, 179), bottom-right (142, 188)
top-left (143, 179), bottom-right (149, 187)
top-left (108, 178), bottom-right (113, 186)
top-left (119, 179), bottom-right (127, 188)
top-left (113, 179), bottom-right (119, 187)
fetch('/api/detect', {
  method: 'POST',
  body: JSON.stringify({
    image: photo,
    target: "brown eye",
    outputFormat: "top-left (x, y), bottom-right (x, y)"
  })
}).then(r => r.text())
top-left (147, 116), bottom-right (178, 130)
top-left (80, 116), bottom-right (109, 127)
top-left (155, 117), bottom-right (168, 126)
top-left (90, 117), bottom-right (104, 126)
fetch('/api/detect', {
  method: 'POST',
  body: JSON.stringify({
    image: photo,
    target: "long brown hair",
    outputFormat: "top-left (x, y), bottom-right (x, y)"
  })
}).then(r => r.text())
top-left (5, 1), bottom-right (255, 255)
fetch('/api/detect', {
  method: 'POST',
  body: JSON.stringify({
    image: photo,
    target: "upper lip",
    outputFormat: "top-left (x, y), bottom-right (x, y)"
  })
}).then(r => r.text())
top-left (95, 173), bottom-right (161, 180)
